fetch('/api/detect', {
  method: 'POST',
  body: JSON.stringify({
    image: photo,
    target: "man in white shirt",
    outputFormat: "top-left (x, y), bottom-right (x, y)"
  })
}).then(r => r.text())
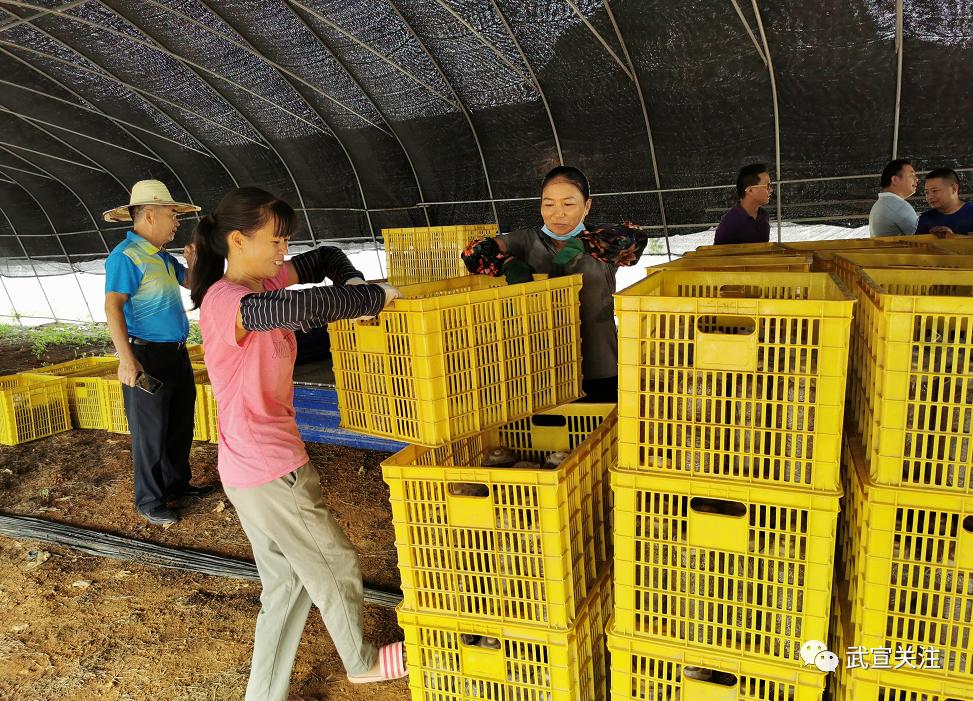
top-left (869, 159), bottom-right (918, 237)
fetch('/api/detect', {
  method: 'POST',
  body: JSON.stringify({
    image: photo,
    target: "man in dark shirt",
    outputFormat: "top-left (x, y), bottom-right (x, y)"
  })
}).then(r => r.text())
top-left (917, 168), bottom-right (973, 236)
top-left (714, 163), bottom-right (772, 245)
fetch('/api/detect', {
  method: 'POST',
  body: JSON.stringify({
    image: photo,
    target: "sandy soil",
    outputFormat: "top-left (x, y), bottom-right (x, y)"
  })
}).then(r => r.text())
top-left (0, 338), bottom-right (407, 700)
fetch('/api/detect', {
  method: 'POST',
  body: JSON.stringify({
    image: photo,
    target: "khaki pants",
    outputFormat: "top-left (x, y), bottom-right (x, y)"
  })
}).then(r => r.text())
top-left (225, 463), bottom-right (377, 701)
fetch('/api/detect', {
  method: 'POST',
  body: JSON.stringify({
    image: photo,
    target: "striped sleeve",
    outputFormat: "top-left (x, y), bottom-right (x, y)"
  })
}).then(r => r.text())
top-left (239, 283), bottom-right (385, 332)
top-left (290, 245), bottom-right (363, 285)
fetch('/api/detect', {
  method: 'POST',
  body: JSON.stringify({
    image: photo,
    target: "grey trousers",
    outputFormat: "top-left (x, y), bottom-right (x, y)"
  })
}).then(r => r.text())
top-left (225, 463), bottom-right (377, 701)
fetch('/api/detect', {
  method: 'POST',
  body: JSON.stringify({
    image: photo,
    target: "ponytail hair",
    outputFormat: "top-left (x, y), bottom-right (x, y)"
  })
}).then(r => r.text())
top-left (190, 187), bottom-right (298, 308)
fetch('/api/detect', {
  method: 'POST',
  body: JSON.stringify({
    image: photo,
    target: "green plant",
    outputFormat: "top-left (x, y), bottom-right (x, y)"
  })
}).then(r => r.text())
top-left (33, 324), bottom-right (112, 357)
top-left (0, 323), bottom-right (116, 357)
top-left (0, 323), bottom-right (24, 341)
top-left (187, 320), bottom-right (202, 344)
top-left (0, 320), bottom-right (201, 356)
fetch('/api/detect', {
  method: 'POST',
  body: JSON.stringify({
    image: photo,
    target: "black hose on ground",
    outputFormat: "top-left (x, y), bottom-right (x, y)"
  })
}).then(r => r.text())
top-left (0, 513), bottom-right (403, 609)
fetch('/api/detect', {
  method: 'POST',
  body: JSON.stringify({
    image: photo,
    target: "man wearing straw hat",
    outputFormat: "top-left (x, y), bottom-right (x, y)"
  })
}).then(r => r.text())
top-left (103, 180), bottom-right (215, 526)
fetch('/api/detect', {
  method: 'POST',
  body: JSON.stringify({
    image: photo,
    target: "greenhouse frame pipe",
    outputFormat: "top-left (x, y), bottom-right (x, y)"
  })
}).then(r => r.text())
top-left (603, 0), bottom-right (672, 259)
top-left (0, 162), bottom-right (49, 179)
top-left (0, 146), bottom-right (111, 266)
top-left (430, 0), bottom-right (531, 84)
top-left (892, 0), bottom-right (904, 159)
top-left (490, 0), bottom-right (563, 165)
top-left (0, 269), bottom-right (18, 325)
top-left (750, 1), bottom-right (783, 242)
top-left (0, 101), bottom-right (129, 192)
top-left (0, 76), bottom-right (214, 158)
top-left (287, 3), bottom-right (431, 226)
top-left (563, 0), bottom-right (633, 81)
top-left (0, 169), bottom-right (89, 320)
top-left (414, 164), bottom-right (972, 207)
top-left (0, 106), bottom-right (162, 162)
top-left (0, 201), bottom-right (55, 321)
top-left (0, 142), bottom-right (111, 253)
top-left (0, 141), bottom-right (108, 172)
top-left (728, 0), bottom-right (767, 65)
top-left (286, 0), bottom-right (459, 110)
top-left (199, 0), bottom-right (390, 249)
top-left (138, 0), bottom-right (391, 136)
top-left (0, 21), bottom-right (229, 201)
top-left (5, 0), bottom-right (334, 141)
top-left (388, 1), bottom-right (500, 225)
top-left (0, 40), bottom-right (268, 150)
top-left (98, 1), bottom-right (329, 239)
top-left (0, 0), bottom-right (87, 30)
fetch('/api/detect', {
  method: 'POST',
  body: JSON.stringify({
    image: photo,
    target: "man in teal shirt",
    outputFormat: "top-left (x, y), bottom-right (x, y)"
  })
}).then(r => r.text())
top-left (103, 180), bottom-right (214, 526)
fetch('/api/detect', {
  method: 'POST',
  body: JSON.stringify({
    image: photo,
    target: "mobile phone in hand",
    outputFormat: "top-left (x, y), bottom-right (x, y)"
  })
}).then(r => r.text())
top-left (135, 371), bottom-right (163, 394)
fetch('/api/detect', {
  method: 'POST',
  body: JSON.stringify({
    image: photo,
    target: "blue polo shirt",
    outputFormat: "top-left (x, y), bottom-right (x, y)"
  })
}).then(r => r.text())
top-left (105, 231), bottom-right (189, 342)
top-left (714, 205), bottom-right (771, 245)
top-left (916, 201), bottom-right (973, 235)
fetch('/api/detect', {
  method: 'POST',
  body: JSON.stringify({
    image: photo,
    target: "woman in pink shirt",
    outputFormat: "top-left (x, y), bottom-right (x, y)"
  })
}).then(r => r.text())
top-left (190, 187), bottom-right (405, 700)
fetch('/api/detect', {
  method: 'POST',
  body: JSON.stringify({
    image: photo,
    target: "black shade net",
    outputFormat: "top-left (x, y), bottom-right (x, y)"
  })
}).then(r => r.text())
top-left (0, 0), bottom-right (970, 275)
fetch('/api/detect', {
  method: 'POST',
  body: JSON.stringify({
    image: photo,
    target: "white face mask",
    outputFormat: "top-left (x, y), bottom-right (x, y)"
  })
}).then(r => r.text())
top-left (542, 221), bottom-right (585, 241)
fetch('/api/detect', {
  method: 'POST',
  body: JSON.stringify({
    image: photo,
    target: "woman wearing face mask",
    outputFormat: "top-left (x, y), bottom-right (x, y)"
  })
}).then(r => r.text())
top-left (462, 166), bottom-right (647, 403)
top-left (191, 187), bottom-right (406, 700)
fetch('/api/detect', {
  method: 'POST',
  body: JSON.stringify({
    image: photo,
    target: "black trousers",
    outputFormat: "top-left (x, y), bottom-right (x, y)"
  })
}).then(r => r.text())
top-left (579, 376), bottom-right (618, 403)
top-left (122, 342), bottom-right (196, 511)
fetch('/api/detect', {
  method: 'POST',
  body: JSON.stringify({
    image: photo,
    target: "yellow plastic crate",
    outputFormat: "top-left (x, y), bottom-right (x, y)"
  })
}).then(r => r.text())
top-left (881, 233), bottom-right (945, 246)
top-left (648, 254), bottom-right (812, 273)
top-left (783, 238), bottom-right (931, 273)
top-left (0, 373), bottom-right (71, 445)
top-left (607, 624), bottom-right (827, 701)
top-left (30, 357), bottom-right (119, 429)
top-left (812, 245), bottom-right (938, 273)
top-left (382, 403), bottom-right (615, 628)
top-left (685, 241), bottom-right (784, 257)
top-left (615, 271), bottom-right (854, 491)
top-left (832, 252), bottom-right (973, 294)
top-left (830, 578), bottom-right (973, 701)
top-left (99, 377), bottom-right (126, 434)
top-left (838, 435), bottom-right (973, 684)
top-left (611, 468), bottom-right (840, 663)
top-left (330, 274), bottom-right (582, 446)
top-left (398, 567), bottom-right (611, 701)
top-left (933, 237), bottom-right (973, 255)
top-left (186, 343), bottom-right (205, 361)
top-left (29, 357), bottom-right (117, 377)
top-left (204, 384), bottom-right (218, 444)
top-left (837, 257), bottom-right (973, 438)
top-left (780, 238), bottom-right (904, 252)
top-left (100, 363), bottom-right (210, 441)
top-left (851, 269), bottom-right (973, 493)
top-left (384, 224), bottom-right (498, 287)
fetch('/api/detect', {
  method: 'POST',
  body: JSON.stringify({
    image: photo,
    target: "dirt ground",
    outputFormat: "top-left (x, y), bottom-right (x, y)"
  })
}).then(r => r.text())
top-left (0, 339), bottom-right (408, 700)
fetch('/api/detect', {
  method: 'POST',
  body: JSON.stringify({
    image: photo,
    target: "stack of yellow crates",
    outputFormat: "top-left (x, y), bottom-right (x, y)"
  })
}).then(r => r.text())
top-left (327, 275), bottom-right (583, 446)
top-left (0, 372), bottom-right (71, 445)
top-left (609, 270), bottom-right (854, 700)
top-left (100, 361), bottom-right (211, 442)
top-left (3, 346), bottom-right (212, 445)
top-left (329, 273), bottom-right (621, 699)
top-left (28, 356), bottom-right (119, 430)
top-left (383, 224), bottom-right (498, 287)
top-left (832, 265), bottom-right (973, 701)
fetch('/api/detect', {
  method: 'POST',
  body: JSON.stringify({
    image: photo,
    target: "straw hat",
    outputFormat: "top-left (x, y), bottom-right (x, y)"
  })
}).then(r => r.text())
top-left (103, 180), bottom-right (201, 222)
